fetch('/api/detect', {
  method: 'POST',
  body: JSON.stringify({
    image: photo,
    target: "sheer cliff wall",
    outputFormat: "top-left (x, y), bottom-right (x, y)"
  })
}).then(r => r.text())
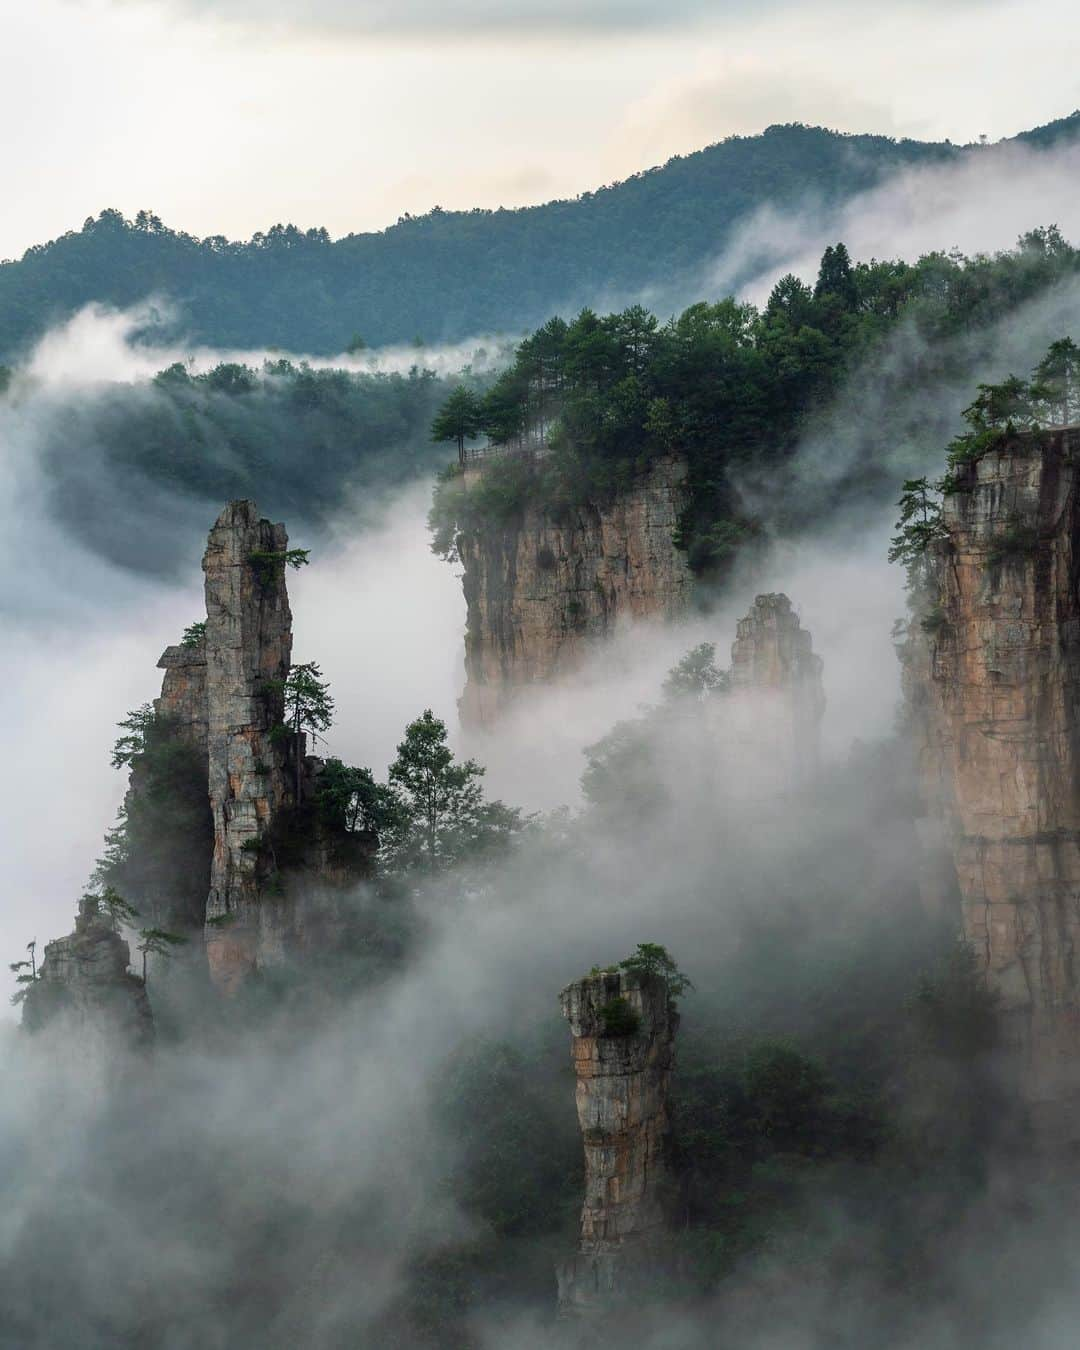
top-left (457, 456), bottom-right (693, 728)
top-left (905, 428), bottom-right (1080, 1136)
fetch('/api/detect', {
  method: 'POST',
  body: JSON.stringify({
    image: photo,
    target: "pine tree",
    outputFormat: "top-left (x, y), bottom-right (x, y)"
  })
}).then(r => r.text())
top-left (279, 662), bottom-right (335, 801)
top-left (1032, 337), bottom-right (1080, 425)
top-left (386, 710), bottom-right (522, 873)
top-left (431, 385), bottom-right (483, 463)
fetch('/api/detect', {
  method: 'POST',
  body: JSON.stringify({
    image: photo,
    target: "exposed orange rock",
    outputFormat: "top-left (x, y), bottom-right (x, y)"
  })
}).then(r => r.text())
top-left (557, 969), bottom-right (678, 1316)
top-left (457, 456), bottom-right (693, 728)
top-left (905, 428), bottom-right (1080, 1137)
top-left (202, 501), bottom-right (294, 991)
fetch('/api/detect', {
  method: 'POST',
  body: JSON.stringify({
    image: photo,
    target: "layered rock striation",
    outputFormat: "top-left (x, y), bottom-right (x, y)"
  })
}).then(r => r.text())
top-left (22, 896), bottom-right (153, 1052)
top-left (458, 456), bottom-right (693, 727)
top-left (557, 968), bottom-right (678, 1317)
top-left (904, 428), bottom-right (1080, 1134)
top-left (156, 636), bottom-right (209, 753)
top-left (202, 501), bottom-right (294, 989)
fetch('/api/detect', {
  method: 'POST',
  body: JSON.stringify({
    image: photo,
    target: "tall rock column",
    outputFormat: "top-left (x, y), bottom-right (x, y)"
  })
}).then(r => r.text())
top-left (203, 500), bottom-right (293, 992)
top-left (727, 592), bottom-right (825, 791)
top-left (905, 429), bottom-right (1080, 1138)
top-left (556, 969), bottom-right (678, 1317)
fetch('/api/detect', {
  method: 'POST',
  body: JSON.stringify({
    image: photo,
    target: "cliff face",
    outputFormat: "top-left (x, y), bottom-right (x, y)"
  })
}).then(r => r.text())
top-left (23, 897), bottom-right (153, 1053)
top-left (556, 969), bottom-right (678, 1316)
top-left (201, 501), bottom-right (294, 991)
top-left (905, 429), bottom-right (1080, 1134)
top-left (458, 456), bottom-right (693, 727)
top-left (724, 593), bottom-right (825, 792)
top-left (156, 637), bottom-right (209, 753)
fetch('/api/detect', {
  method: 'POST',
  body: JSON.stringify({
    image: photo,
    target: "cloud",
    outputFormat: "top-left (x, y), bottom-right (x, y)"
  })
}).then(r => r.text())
top-left (711, 138), bottom-right (1080, 305)
top-left (121, 0), bottom-right (997, 39)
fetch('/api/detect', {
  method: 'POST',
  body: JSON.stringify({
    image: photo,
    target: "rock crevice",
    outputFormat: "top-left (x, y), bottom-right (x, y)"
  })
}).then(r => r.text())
top-left (458, 456), bottom-right (693, 727)
top-left (904, 428), bottom-right (1080, 1136)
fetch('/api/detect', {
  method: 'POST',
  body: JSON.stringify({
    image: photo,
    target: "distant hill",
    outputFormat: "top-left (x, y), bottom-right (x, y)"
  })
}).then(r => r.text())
top-left (2, 113), bottom-right (1078, 360)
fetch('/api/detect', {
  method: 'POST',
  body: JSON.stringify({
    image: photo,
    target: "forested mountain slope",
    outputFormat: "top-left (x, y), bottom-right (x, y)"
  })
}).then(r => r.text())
top-left (5, 116), bottom-right (1075, 359)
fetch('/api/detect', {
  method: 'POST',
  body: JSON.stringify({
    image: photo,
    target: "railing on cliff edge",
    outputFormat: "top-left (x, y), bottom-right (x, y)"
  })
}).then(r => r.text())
top-left (461, 434), bottom-right (551, 468)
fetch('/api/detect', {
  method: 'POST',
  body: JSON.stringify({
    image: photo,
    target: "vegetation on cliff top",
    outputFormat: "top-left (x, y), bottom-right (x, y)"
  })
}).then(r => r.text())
top-left (890, 336), bottom-right (1080, 593)
top-left (430, 230), bottom-right (1080, 579)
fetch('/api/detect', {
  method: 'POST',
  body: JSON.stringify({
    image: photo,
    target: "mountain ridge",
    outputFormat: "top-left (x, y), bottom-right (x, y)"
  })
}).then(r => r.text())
top-left (2, 112), bottom-right (1078, 360)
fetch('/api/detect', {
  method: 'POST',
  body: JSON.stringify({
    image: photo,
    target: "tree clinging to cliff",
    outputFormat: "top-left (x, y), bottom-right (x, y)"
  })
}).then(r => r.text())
top-left (431, 385), bottom-right (483, 464)
top-left (276, 662), bottom-right (335, 800)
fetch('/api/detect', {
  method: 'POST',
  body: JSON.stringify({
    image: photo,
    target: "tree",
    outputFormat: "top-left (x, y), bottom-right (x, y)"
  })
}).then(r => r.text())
top-left (889, 477), bottom-right (945, 588)
top-left (277, 662), bottom-right (335, 801)
top-left (316, 757), bottom-right (401, 837)
top-left (1032, 337), bottom-right (1080, 425)
top-left (136, 928), bottom-right (187, 985)
top-left (962, 375), bottom-right (1035, 432)
top-left (249, 547), bottom-right (310, 583)
top-left (618, 942), bottom-right (694, 1003)
top-left (386, 710), bottom-right (522, 872)
top-left (814, 241), bottom-right (858, 308)
top-left (431, 385), bottom-right (483, 464)
top-left (479, 376), bottom-right (528, 447)
top-left (97, 705), bottom-right (213, 935)
top-left (662, 642), bottom-right (727, 700)
top-left (9, 940), bottom-right (38, 1007)
top-left (84, 886), bottom-right (139, 929)
top-left (111, 703), bottom-right (156, 769)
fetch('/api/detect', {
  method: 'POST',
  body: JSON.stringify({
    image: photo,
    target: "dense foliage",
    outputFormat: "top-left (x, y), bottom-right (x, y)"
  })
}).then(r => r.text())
top-left (0, 122), bottom-right (993, 358)
top-left (95, 704), bottom-right (213, 935)
top-left (890, 338), bottom-right (1080, 594)
top-left (431, 230), bottom-right (1080, 577)
top-left (26, 357), bottom-right (454, 574)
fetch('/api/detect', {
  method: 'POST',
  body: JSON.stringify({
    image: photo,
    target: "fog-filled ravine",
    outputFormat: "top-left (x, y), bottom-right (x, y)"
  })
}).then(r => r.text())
top-left (6, 129), bottom-right (1080, 1348)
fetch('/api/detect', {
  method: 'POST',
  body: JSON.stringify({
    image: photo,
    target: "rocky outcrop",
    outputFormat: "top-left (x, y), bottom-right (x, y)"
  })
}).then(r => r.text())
top-left (904, 428), bottom-right (1080, 1137)
top-left (155, 637), bottom-right (209, 753)
top-left (725, 593), bottom-right (825, 791)
top-left (22, 896), bottom-right (153, 1052)
top-left (556, 969), bottom-right (678, 1317)
top-left (458, 456), bottom-right (693, 727)
top-left (201, 501), bottom-right (294, 992)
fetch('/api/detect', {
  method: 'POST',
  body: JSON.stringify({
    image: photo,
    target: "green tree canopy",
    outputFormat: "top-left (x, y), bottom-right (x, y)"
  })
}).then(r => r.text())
top-left (431, 385), bottom-right (484, 463)
top-left (385, 710), bottom-right (523, 873)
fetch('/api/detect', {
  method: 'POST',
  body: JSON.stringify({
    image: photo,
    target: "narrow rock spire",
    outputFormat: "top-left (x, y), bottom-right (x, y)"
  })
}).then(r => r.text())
top-left (556, 967), bottom-right (678, 1317)
top-left (727, 592), bottom-right (825, 790)
top-left (202, 500), bottom-right (293, 992)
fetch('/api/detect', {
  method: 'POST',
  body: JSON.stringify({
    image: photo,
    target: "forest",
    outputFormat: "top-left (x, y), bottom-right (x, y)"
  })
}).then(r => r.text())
top-left (430, 227), bottom-right (1080, 576)
top-left (2, 114), bottom-right (1078, 360)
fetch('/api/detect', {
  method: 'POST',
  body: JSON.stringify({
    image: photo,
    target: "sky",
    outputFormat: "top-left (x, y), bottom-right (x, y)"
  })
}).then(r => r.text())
top-left (1, 0), bottom-right (1078, 260)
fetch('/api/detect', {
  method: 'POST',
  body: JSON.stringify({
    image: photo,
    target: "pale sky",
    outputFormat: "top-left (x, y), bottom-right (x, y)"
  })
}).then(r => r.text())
top-left (2, 0), bottom-right (1078, 260)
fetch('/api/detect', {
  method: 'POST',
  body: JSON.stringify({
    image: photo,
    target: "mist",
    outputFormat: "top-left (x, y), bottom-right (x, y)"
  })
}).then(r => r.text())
top-left (7, 164), bottom-right (1080, 1349)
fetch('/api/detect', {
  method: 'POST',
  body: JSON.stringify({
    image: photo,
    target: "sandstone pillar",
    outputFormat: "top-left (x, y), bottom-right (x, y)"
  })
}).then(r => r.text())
top-left (556, 968), bottom-right (678, 1316)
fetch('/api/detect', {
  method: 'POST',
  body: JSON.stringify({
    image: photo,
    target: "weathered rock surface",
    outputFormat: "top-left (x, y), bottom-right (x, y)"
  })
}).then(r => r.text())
top-left (725, 592), bottom-right (825, 791)
top-left (156, 637), bottom-right (209, 753)
top-left (202, 500), bottom-right (294, 991)
top-left (557, 969), bottom-right (678, 1317)
top-left (905, 428), bottom-right (1080, 1136)
top-left (458, 456), bottom-right (693, 727)
top-left (22, 897), bottom-right (153, 1052)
